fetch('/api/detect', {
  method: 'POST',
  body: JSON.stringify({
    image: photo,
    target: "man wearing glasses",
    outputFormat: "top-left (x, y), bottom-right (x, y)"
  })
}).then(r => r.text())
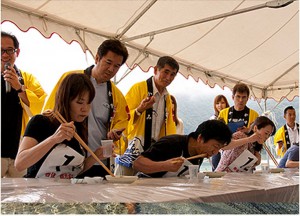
top-left (1, 31), bottom-right (47, 178)
top-left (115, 56), bottom-right (179, 176)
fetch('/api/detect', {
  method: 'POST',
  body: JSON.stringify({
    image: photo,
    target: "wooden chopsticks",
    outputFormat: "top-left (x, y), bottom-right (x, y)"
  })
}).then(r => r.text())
top-left (53, 110), bottom-right (115, 177)
top-left (171, 153), bottom-right (208, 164)
top-left (186, 153), bottom-right (208, 161)
top-left (263, 143), bottom-right (279, 167)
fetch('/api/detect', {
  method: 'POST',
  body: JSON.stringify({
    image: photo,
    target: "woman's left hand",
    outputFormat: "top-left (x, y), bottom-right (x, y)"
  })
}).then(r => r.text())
top-left (94, 146), bottom-right (116, 160)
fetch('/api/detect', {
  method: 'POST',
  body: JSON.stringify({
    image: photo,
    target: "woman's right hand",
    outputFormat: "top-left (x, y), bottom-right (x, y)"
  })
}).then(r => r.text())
top-left (52, 121), bottom-right (75, 143)
top-left (249, 132), bottom-right (262, 144)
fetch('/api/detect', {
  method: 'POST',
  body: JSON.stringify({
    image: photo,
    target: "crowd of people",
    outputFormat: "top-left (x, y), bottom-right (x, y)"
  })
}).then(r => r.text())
top-left (1, 31), bottom-right (298, 179)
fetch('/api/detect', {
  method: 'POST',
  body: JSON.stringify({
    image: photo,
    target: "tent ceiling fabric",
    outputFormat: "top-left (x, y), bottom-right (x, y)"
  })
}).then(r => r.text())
top-left (1, 0), bottom-right (299, 101)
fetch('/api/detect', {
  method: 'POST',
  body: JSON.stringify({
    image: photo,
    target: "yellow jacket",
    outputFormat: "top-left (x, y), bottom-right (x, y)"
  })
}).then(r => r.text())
top-left (218, 106), bottom-right (259, 128)
top-left (273, 124), bottom-right (299, 158)
top-left (274, 126), bottom-right (287, 157)
top-left (126, 79), bottom-right (177, 146)
top-left (43, 70), bottom-right (129, 154)
top-left (115, 79), bottom-right (176, 169)
top-left (20, 70), bottom-right (47, 136)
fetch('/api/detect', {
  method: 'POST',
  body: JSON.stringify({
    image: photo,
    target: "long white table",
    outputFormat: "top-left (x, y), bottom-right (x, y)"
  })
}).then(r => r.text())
top-left (1, 169), bottom-right (298, 203)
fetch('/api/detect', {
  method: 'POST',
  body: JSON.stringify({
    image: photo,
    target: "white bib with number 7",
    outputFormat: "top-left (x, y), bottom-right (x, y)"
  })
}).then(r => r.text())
top-left (36, 144), bottom-right (85, 179)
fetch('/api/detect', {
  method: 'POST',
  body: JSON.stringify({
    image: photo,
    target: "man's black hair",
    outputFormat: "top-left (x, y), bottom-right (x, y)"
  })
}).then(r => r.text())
top-left (188, 120), bottom-right (232, 146)
top-left (284, 106), bottom-right (295, 115)
top-left (1, 31), bottom-right (19, 49)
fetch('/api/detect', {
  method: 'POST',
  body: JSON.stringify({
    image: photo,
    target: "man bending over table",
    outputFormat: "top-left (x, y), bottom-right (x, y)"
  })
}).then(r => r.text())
top-left (133, 119), bottom-right (260, 178)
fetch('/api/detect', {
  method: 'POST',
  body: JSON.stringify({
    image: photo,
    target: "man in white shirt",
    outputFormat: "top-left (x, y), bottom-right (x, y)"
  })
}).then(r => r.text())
top-left (115, 56), bottom-right (180, 175)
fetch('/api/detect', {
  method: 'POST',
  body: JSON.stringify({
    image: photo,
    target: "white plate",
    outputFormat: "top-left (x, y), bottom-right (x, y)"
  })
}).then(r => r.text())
top-left (71, 177), bottom-right (104, 184)
top-left (203, 172), bottom-right (226, 178)
top-left (105, 175), bottom-right (138, 183)
top-left (269, 168), bottom-right (284, 173)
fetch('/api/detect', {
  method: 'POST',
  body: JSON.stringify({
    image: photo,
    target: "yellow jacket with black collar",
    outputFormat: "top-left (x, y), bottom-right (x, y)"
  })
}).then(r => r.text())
top-left (218, 107), bottom-right (259, 128)
top-left (125, 79), bottom-right (177, 146)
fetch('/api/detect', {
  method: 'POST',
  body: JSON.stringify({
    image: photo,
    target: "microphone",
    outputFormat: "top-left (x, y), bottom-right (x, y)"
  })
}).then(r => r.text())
top-left (4, 62), bottom-right (11, 93)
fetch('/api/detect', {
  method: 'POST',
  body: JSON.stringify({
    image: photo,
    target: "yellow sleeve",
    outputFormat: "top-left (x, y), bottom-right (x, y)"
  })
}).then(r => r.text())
top-left (274, 126), bottom-right (286, 157)
top-left (21, 71), bottom-right (47, 116)
top-left (247, 109), bottom-right (259, 128)
top-left (218, 108), bottom-right (229, 124)
top-left (110, 83), bottom-right (130, 154)
top-left (43, 71), bottom-right (83, 111)
top-left (125, 81), bottom-right (148, 128)
top-left (21, 71), bottom-right (47, 136)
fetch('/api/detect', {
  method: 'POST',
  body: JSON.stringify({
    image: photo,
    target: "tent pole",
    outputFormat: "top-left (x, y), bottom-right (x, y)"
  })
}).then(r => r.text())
top-left (265, 62), bottom-right (299, 89)
top-left (268, 89), bottom-right (294, 113)
top-left (123, 0), bottom-right (295, 42)
top-left (250, 86), bottom-right (264, 114)
top-left (116, 0), bottom-right (157, 39)
top-left (116, 36), bottom-right (154, 84)
top-left (75, 29), bottom-right (95, 59)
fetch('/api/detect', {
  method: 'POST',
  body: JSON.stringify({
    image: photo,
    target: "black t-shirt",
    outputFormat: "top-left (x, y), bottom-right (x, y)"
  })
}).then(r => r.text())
top-left (141, 134), bottom-right (199, 177)
top-left (1, 76), bottom-right (23, 159)
top-left (231, 109), bottom-right (247, 123)
top-left (23, 115), bottom-right (85, 178)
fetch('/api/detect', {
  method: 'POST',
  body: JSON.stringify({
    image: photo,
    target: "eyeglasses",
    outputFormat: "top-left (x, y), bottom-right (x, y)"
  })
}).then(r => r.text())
top-left (1, 48), bottom-right (17, 55)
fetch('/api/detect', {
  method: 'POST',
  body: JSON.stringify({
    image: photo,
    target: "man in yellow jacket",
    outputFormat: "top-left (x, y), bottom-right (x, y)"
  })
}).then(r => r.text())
top-left (115, 56), bottom-right (179, 175)
top-left (1, 31), bottom-right (47, 178)
top-left (274, 106), bottom-right (299, 157)
top-left (43, 39), bottom-right (130, 177)
top-left (218, 83), bottom-right (259, 128)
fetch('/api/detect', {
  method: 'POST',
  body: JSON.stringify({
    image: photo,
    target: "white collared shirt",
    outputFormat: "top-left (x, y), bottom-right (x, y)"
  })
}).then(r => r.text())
top-left (151, 78), bottom-right (168, 141)
top-left (286, 123), bottom-right (299, 145)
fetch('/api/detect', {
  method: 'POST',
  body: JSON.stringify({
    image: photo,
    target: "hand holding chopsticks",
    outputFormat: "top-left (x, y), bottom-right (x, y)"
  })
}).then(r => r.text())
top-left (53, 110), bottom-right (115, 177)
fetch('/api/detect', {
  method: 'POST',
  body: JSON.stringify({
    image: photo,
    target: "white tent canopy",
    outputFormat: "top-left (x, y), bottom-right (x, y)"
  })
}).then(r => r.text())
top-left (2, 0), bottom-right (299, 102)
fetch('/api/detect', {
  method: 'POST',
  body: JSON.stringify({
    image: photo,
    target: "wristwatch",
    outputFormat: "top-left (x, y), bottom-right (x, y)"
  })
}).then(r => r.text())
top-left (16, 85), bottom-right (25, 93)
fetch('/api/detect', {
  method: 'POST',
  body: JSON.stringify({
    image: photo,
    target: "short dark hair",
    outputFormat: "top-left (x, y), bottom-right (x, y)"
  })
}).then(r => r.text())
top-left (232, 83), bottom-right (250, 97)
top-left (97, 39), bottom-right (129, 65)
top-left (189, 120), bottom-right (232, 146)
top-left (1, 31), bottom-right (19, 49)
top-left (156, 56), bottom-right (179, 73)
top-left (284, 106), bottom-right (295, 115)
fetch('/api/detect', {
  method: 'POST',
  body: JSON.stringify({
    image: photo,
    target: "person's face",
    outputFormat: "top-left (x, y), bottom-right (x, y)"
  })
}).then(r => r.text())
top-left (216, 98), bottom-right (227, 112)
top-left (284, 109), bottom-right (296, 126)
top-left (1, 36), bottom-right (20, 72)
top-left (154, 64), bottom-right (177, 90)
top-left (232, 91), bottom-right (248, 111)
top-left (196, 135), bottom-right (224, 158)
top-left (254, 124), bottom-right (274, 144)
top-left (94, 50), bottom-right (123, 82)
top-left (69, 91), bottom-right (91, 122)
